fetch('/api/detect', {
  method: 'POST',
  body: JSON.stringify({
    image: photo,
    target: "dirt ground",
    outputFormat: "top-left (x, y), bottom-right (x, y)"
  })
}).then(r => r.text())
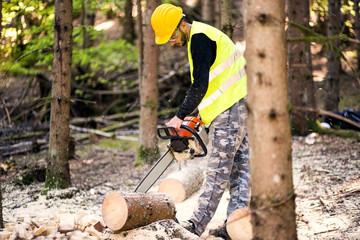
top-left (1, 131), bottom-right (359, 239)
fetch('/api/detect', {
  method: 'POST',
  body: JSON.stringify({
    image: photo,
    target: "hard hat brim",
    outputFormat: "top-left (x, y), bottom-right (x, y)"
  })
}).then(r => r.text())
top-left (155, 34), bottom-right (172, 45)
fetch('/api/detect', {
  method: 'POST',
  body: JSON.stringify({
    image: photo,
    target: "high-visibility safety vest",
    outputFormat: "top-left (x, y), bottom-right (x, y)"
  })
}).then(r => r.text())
top-left (188, 21), bottom-right (247, 125)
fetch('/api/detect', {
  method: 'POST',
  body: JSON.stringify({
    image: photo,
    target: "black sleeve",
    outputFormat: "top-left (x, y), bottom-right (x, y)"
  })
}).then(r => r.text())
top-left (176, 33), bottom-right (216, 120)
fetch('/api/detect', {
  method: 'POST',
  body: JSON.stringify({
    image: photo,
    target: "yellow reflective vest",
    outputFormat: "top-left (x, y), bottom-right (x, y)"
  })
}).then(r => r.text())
top-left (188, 21), bottom-right (247, 124)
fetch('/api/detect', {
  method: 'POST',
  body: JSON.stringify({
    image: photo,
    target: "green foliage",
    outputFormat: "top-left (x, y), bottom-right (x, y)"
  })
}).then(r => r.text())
top-left (1, 0), bottom-right (138, 79)
top-left (73, 39), bottom-right (138, 75)
top-left (97, 138), bottom-right (138, 151)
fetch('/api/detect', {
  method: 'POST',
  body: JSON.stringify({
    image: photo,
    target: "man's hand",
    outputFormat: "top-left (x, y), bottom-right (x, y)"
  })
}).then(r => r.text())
top-left (166, 115), bottom-right (183, 130)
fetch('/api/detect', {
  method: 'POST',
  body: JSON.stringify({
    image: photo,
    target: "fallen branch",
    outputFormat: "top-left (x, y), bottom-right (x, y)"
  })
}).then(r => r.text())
top-left (0, 92), bottom-right (11, 125)
top-left (294, 106), bottom-right (360, 129)
top-left (69, 124), bottom-right (137, 141)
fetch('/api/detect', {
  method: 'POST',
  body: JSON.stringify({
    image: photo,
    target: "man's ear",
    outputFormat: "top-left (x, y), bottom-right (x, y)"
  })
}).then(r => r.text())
top-left (180, 21), bottom-right (187, 28)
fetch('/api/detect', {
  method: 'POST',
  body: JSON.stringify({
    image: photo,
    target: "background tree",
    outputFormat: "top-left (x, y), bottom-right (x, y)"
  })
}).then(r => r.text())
top-left (0, 0), bottom-right (2, 39)
top-left (82, 0), bottom-right (96, 49)
top-left (0, 181), bottom-right (3, 228)
top-left (138, 0), bottom-right (161, 164)
top-left (220, 0), bottom-right (233, 38)
top-left (137, 0), bottom-right (143, 91)
top-left (244, 0), bottom-right (297, 238)
top-left (45, 0), bottom-right (73, 189)
top-left (354, 0), bottom-right (360, 70)
top-left (325, 0), bottom-right (342, 111)
top-left (201, 0), bottom-right (216, 26)
top-left (287, 0), bottom-right (317, 135)
top-left (122, 0), bottom-right (136, 44)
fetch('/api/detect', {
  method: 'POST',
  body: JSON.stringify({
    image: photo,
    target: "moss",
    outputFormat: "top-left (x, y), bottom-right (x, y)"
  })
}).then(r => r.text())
top-left (97, 138), bottom-right (137, 151)
top-left (43, 172), bottom-right (71, 191)
top-left (143, 100), bottom-right (158, 110)
top-left (136, 145), bottom-right (160, 165)
top-left (313, 121), bottom-right (360, 140)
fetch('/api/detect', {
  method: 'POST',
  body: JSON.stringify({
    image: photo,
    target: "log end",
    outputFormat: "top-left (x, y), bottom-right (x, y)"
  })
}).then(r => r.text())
top-left (226, 208), bottom-right (252, 240)
top-left (102, 192), bottom-right (128, 231)
top-left (158, 178), bottom-right (186, 203)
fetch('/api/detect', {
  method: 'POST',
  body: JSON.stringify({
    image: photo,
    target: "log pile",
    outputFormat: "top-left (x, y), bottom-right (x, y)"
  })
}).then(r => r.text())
top-left (0, 210), bottom-right (105, 240)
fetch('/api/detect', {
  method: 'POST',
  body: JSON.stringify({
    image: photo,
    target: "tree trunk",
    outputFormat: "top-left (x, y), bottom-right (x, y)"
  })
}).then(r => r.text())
top-left (0, 181), bottom-right (3, 228)
top-left (158, 163), bottom-right (205, 203)
top-left (226, 208), bottom-right (252, 240)
top-left (137, 0), bottom-right (143, 98)
top-left (82, 0), bottom-right (95, 49)
top-left (244, 0), bottom-right (297, 239)
top-left (138, 0), bottom-right (161, 164)
top-left (325, 0), bottom-right (342, 112)
top-left (220, 0), bottom-right (233, 38)
top-left (122, 0), bottom-right (136, 44)
top-left (0, 0), bottom-right (2, 40)
top-left (287, 0), bottom-right (317, 135)
top-left (202, 0), bottom-right (216, 26)
top-left (102, 192), bottom-right (176, 231)
top-left (45, 0), bottom-right (72, 189)
top-left (354, 0), bottom-right (360, 70)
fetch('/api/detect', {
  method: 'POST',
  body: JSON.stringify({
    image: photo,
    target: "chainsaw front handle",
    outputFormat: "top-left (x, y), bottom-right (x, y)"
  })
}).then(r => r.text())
top-left (157, 125), bottom-right (207, 157)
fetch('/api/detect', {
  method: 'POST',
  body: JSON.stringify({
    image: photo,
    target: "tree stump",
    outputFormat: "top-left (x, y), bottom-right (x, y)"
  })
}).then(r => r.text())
top-left (102, 192), bottom-right (176, 231)
top-left (226, 208), bottom-right (252, 240)
top-left (158, 164), bottom-right (205, 203)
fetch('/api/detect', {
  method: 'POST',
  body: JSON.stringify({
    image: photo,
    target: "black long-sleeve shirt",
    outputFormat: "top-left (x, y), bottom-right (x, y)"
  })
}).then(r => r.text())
top-left (176, 33), bottom-right (217, 120)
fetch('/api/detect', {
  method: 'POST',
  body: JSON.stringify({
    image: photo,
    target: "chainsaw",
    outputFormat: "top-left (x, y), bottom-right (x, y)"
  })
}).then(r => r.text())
top-left (134, 116), bottom-right (208, 193)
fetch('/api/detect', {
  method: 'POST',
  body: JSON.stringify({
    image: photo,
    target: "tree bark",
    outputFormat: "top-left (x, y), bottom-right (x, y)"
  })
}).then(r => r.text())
top-left (158, 163), bottom-right (205, 203)
top-left (82, 0), bottom-right (95, 49)
top-left (202, 0), bottom-right (216, 26)
top-left (325, 0), bottom-right (342, 112)
top-left (102, 192), bottom-right (176, 231)
top-left (45, 0), bottom-right (72, 189)
top-left (244, 0), bottom-right (297, 239)
top-left (138, 0), bottom-right (161, 164)
top-left (220, 0), bottom-right (233, 38)
top-left (287, 0), bottom-right (317, 135)
top-left (0, 180), bottom-right (3, 228)
top-left (354, 0), bottom-right (360, 70)
top-left (122, 0), bottom-right (136, 44)
top-left (136, 0), bottom-right (143, 85)
top-left (226, 208), bottom-right (252, 240)
top-left (0, 0), bottom-right (2, 40)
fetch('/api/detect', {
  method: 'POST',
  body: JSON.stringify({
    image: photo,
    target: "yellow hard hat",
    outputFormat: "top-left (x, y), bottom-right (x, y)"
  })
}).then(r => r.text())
top-left (151, 4), bottom-right (183, 45)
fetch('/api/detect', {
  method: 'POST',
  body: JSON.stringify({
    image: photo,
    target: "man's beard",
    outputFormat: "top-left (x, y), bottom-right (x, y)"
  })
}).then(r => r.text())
top-left (174, 31), bottom-right (187, 47)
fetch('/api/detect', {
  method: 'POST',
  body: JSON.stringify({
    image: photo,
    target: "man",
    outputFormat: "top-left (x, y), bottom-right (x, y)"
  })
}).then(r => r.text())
top-left (151, 4), bottom-right (250, 239)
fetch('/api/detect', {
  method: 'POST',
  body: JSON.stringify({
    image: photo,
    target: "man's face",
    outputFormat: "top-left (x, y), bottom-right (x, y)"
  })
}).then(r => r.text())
top-left (169, 27), bottom-right (186, 47)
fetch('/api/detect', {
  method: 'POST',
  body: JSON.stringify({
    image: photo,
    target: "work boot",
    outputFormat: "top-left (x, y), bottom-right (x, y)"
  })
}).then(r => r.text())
top-left (180, 220), bottom-right (198, 236)
top-left (209, 224), bottom-right (231, 240)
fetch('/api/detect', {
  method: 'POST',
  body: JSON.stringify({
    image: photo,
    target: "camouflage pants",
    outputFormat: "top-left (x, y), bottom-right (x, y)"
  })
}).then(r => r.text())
top-left (191, 97), bottom-right (250, 235)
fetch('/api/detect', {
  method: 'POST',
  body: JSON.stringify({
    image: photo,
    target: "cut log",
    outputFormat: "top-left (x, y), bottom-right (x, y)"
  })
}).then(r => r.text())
top-left (102, 192), bottom-right (176, 231)
top-left (158, 164), bottom-right (205, 203)
top-left (226, 208), bottom-right (252, 240)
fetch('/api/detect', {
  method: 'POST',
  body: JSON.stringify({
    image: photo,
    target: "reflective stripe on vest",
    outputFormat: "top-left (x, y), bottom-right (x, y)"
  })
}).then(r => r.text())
top-left (188, 21), bottom-right (247, 124)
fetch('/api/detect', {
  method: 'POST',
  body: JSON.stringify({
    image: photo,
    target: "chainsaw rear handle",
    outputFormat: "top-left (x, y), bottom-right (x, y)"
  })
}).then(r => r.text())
top-left (157, 125), bottom-right (207, 157)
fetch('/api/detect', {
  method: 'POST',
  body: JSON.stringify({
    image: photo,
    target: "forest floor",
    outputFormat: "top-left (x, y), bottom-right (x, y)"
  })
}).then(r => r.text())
top-left (1, 129), bottom-right (359, 239)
